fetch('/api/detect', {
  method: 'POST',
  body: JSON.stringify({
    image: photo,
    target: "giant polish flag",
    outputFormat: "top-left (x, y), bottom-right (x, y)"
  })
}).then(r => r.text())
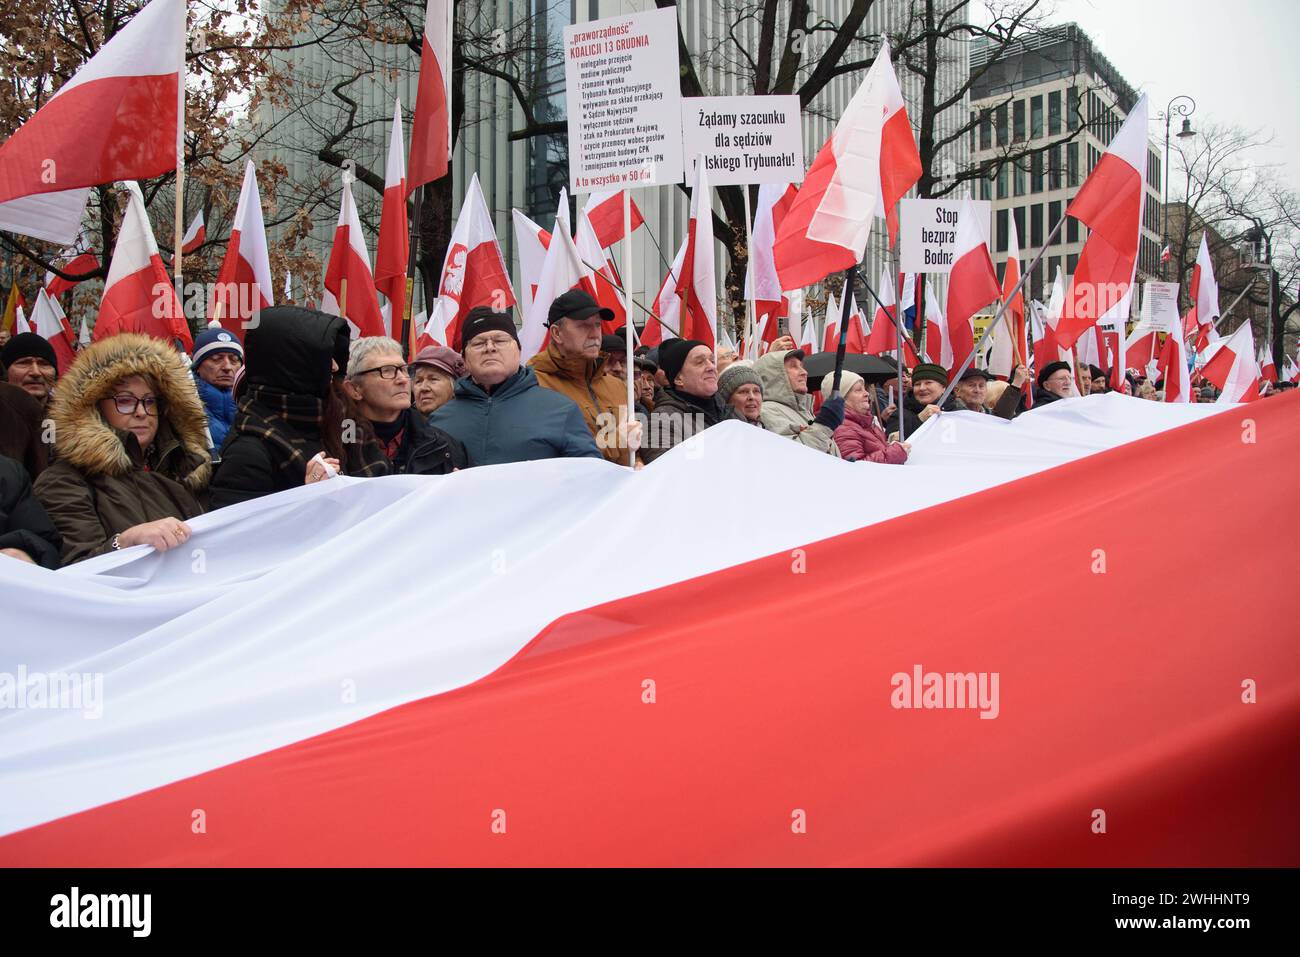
top-left (209, 161), bottom-right (274, 340)
top-left (519, 216), bottom-right (588, 361)
top-left (374, 100), bottom-right (409, 340)
top-left (0, 0), bottom-right (184, 206)
top-left (322, 178), bottom-right (385, 339)
top-left (1055, 95), bottom-right (1149, 350)
top-left (1183, 234), bottom-right (1220, 352)
top-left (93, 182), bottom-right (190, 349)
top-left (407, 0), bottom-right (452, 193)
top-left (2, 396), bottom-right (1298, 866)
top-left (28, 288), bottom-right (78, 372)
top-left (773, 40), bottom-right (921, 289)
top-left (436, 174), bottom-right (515, 350)
top-left (582, 188), bottom-right (645, 248)
top-left (1201, 321), bottom-right (1262, 403)
top-left (943, 196), bottom-right (999, 376)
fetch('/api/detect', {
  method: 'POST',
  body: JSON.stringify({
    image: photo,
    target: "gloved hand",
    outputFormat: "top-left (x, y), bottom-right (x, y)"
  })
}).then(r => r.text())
top-left (814, 395), bottom-right (845, 430)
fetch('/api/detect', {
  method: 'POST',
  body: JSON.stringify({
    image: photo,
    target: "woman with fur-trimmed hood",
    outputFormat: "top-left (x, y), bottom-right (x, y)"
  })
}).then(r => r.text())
top-left (34, 334), bottom-right (210, 564)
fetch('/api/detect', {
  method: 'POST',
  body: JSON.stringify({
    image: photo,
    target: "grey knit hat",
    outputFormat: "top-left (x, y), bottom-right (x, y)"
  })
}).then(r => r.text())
top-left (718, 360), bottom-right (763, 403)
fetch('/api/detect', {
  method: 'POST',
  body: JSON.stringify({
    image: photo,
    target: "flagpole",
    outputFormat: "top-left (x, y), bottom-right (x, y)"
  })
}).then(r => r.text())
top-left (853, 269), bottom-right (911, 440)
top-left (404, 185), bottom-right (424, 358)
top-left (1213, 282), bottom-right (1256, 332)
top-left (937, 213), bottom-right (1067, 409)
top-left (623, 186), bottom-right (636, 467)
top-left (742, 186), bottom-right (756, 359)
top-left (894, 264), bottom-right (906, 442)
top-left (173, 25), bottom-right (187, 323)
top-left (831, 265), bottom-right (856, 396)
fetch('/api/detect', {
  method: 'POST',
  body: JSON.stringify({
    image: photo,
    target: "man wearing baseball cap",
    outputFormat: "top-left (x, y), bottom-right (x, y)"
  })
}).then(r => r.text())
top-left (190, 327), bottom-right (244, 454)
top-left (528, 289), bottom-right (640, 466)
top-left (1, 332), bottom-right (59, 413)
top-left (429, 306), bottom-right (601, 466)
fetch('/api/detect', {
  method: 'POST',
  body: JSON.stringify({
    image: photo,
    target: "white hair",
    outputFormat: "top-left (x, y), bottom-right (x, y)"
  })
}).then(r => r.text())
top-left (347, 337), bottom-right (405, 378)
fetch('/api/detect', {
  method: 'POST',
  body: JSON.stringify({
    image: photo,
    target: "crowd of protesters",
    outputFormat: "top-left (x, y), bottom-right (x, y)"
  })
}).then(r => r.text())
top-left (0, 296), bottom-right (1294, 570)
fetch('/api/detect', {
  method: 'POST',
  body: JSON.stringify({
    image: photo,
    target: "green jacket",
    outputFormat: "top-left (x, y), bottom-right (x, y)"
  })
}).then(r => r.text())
top-left (754, 350), bottom-right (841, 457)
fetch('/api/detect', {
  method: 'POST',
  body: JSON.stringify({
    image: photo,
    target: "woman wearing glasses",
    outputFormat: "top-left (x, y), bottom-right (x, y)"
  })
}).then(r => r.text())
top-left (34, 333), bottom-right (212, 564)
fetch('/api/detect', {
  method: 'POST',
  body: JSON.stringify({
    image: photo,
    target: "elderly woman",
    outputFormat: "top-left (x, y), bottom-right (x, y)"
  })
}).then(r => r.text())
top-left (34, 334), bottom-right (211, 564)
top-left (825, 370), bottom-right (909, 464)
top-left (408, 344), bottom-right (465, 416)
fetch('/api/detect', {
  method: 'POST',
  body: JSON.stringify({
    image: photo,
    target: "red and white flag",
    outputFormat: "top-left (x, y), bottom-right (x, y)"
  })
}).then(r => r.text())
top-left (520, 214), bottom-right (588, 361)
top-left (641, 241), bottom-right (687, 348)
top-left (746, 183), bottom-right (799, 319)
top-left (94, 182), bottom-right (190, 349)
top-left (942, 197), bottom-right (999, 376)
top-left (436, 173), bottom-right (515, 350)
top-left (575, 210), bottom-right (627, 334)
top-left (1055, 95), bottom-right (1149, 349)
top-left (1157, 322), bottom-right (1191, 403)
top-left (1283, 354), bottom-right (1300, 385)
top-left (44, 232), bottom-right (99, 299)
top-left (1182, 234), bottom-right (1220, 352)
top-left (1002, 218), bottom-right (1028, 374)
top-left (1200, 321), bottom-right (1262, 403)
top-left (652, 160), bottom-right (717, 348)
top-left (407, 0), bottom-right (452, 193)
top-left (210, 161), bottom-right (274, 340)
top-left (375, 100), bottom-right (410, 340)
top-left (1258, 346), bottom-right (1278, 385)
top-left (0, 0), bottom-right (184, 206)
top-left (861, 268), bottom-right (896, 355)
top-left (174, 211), bottom-right (205, 261)
top-left (413, 300), bottom-right (449, 352)
top-left (773, 40), bottom-right (921, 289)
top-left (28, 288), bottom-right (77, 372)
top-left (512, 210), bottom-right (552, 318)
top-left (582, 189), bottom-right (646, 248)
top-left (322, 178), bottom-right (385, 340)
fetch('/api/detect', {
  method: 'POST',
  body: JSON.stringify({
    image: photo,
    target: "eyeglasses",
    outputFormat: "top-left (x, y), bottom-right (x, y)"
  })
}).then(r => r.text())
top-left (353, 364), bottom-right (410, 381)
top-left (106, 394), bottom-right (160, 416)
top-left (466, 335), bottom-right (516, 353)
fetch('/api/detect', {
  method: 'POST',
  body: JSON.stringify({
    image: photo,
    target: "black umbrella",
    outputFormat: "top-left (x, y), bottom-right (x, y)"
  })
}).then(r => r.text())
top-left (801, 351), bottom-right (899, 385)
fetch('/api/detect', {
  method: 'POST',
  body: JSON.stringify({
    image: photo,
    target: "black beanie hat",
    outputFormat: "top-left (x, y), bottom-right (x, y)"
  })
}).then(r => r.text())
top-left (659, 339), bottom-right (708, 387)
top-left (1, 332), bottom-right (59, 375)
top-left (459, 307), bottom-right (519, 351)
top-left (1037, 360), bottom-right (1071, 387)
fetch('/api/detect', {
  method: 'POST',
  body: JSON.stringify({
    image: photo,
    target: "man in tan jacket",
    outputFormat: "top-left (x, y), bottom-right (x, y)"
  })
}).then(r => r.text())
top-left (528, 289), bottom-right (640, 466)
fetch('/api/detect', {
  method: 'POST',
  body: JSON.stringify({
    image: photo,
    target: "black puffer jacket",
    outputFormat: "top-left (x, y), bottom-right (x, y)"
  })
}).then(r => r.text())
top-left (390, 408), bottom-right (470, 475)
top-left (882, 390), bottom-right (961, 437)
top-left (0, 454), bottom-right (61, 569)
top-left (639, 387), bottom-right (743, 463)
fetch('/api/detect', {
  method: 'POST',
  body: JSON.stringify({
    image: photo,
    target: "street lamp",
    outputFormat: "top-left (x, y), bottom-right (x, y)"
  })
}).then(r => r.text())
top-left (1159, 95), bottom-right (1197, 279)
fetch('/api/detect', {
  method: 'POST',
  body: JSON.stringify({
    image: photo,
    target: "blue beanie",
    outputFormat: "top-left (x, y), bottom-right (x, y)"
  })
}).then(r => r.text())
top-left (191, 328), bottom-right (244, 369)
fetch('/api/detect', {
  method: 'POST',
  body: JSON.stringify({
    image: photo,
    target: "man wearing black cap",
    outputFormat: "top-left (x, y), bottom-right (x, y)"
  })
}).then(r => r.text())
top-left (952, 366), bottom-right (992, 413)
top-left (1033, 360), bottom-right (1075, 406)
top-left (883, 362), bottom-right (960, 436)
top-left (600, 334), bottom-right (629, 381)
top-left (632, 354), bottom-right (657, 415)
top-left (1, 332), bottom-right (59, 412)
top-left (528, 289), bottom-right (640, 466)
top-left (430, 306), bottom-right (602, 466)
top-left (639, 338), bottom-right (741, 463)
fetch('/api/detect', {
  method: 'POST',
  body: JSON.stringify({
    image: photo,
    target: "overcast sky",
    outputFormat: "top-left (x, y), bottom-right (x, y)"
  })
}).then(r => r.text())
top-left (978, 0), bottom-right (1300, 192)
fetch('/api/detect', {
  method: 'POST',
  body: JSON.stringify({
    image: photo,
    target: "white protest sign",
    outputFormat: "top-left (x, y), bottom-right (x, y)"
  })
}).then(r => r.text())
top-left (563, 7), bottom-right (683, 193)
top-left (1138, 281), bottom-right (1181, 334)
top-left (681, 96), bottom-right (805, 185)
top-left (899, 199), bottom-right (992, 273)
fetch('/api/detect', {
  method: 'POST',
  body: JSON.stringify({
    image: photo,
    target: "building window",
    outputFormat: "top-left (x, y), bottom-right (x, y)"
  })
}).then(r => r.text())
top-left (1032, 260), bottom-right (1044, 300)
top-left (1013, 207), bottom-right (1026, 249)
top-left (1150, 150), bottom-right (1161, 193)
top-left (1067, 218), bottom-right (1079, 244)
top-left (1067, 253), bottom-right (1079, 276)
top-left (996, 208), bottom-right (1009, 253)
top-left (1031, 95), bottom-right (1043, 139)
top-left (980, 175), bottom-right (991, 201)
top-left (1030, 203), bottom-right (1044, 248)
top-left (1013, 99), bottom-right (1026, 142)
top-left (1014, 163), bottom-right (1025, 197)
top-left (1048, 256), bottom-right (1061, 286)
top-left (996, 103), bottom-right (1009, 146)
top-left (1048, 200), bottom-right (1062, 243)
top-left (1048, 144), bottom-right (1062, 189)
top-left (1030, 152), bottom-right (1043, 193)
top-left (1088, 145), bottom-right (1098, 174)
top-left (1065, 87), bottom-right (1078, 131)
top-left (980, 109), bottom-right (992, 150)
top-left (969, 112), bottom-right (977, 153)
top-left (997, 165), bottom-right (1008, 199)
top-left (1048, 90), bottom-right (1062, 135)
top-left (1067, 142), bottom-right (1079, 187)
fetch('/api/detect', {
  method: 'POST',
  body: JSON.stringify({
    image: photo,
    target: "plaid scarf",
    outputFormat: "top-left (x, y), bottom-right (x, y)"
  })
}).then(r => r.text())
top-left (231, 385), bottom-right (389, 481)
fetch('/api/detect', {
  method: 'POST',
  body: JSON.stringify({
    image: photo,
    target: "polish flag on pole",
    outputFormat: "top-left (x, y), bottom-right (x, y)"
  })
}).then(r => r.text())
top-left (436, 174), bottom-right (515, 350)
top-left (1099, 275), bottom-right (1134, 392)
top-left (414, 299), bottom-right (448, 352)
top-left (920, 276), bottom-right (943, 364)
top-left (520, 215), bottom-right (588, 361)
top-left (375, 100), bottom-right (410, 340)
top-left (44, 233), bottom-right (99, 299)
top-left (1002, 218), bottom-right (1028, 373)
top-left (664, 159), bottom-right (717, 348)
top-left (797, 305), bottom-right (818, 358)
top-left (1282, 353), bottom-right (1300, 384)
top-left (93, 182), bottom-right (190, 349)
top-left (1258, 346), bottom-right (1278, 385)
top-left (773, 40), bottom-right (921, 289)
top-left (823, 289), bottom-right (842, 353)
top-left (407, 0), bottom-right (452, 193)
top-left (1055, 94), bottom-right (1149, 349)
top-left (943, 196), bottom-right (1000, 376)
top-left (1201, 321), bottom-right (1262, 403)
top-left (582, 189), bottom-right (645, 248)
top-left (210, 161), bottom-right (274, 341)
top-left (575, 210), bottom-right (627, 334)
top-left (1182, 234), bottom-right (1220, 351)
top-left (862, 267), bottom-right (896, 355)
top-left (640, 241), bottom-right (687, 348)
top-left (29, 289), bottom-right (77, 372)
top-left (1157, 320), bottom-right (1191, 403)
top-left (746, 183), bottom-right (799, 319)
top-left (322, 177), bottom-right (385, 339)
top-left (173, 211), bottom-right (204, 261)
top-left (0, 0), bottom-right (185, 206)
top-left (512, 210), bottom-right (552, 318)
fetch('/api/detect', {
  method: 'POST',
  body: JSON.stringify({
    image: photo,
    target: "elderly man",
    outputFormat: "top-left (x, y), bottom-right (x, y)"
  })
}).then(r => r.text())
top-left (1088, 365), bottom-right (1107, 394)
top-left (952, 367), bottom-right (990, 413)
top-left (754, 348), bottom-right (842, 454)
top-left (1075, 362), bottom-right (1093, 396)
top-left (640, 339), bottom-right (742, 463)
top-left (717, 360), bottom-right (764, 426)
top-left (632, 355), bottom-right (657, 415)
top-left (409, 345), bottom-right (463, 416)
top-left (1032, 360), bottom-right (1075, 406)
top-left (600, 334), bottom-right (629, 381)
top-left (529, 290), bottom-right (639, 466)
top-left (883, 362), bottom-right (959, 436)
top-left (431, 307), bottom-right (601, 466)
top-left (343, 337), bottom-right (468, 474)
top-left (1, 332), bottom-right (59, 413)
top-left (190, 328), bottom-right (243, 454)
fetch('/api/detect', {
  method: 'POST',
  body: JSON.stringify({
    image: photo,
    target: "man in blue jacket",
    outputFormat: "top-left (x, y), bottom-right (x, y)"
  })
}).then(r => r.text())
top-left (191, 328), bottom-right (243, 456)
top-left (430, 307), bottom-right (601, 466)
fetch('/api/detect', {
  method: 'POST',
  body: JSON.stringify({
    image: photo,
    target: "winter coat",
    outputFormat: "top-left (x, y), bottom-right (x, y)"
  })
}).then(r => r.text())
top-left (528, 342), bottom-right (636, 465)
top-left (0, 454), bottom-right (61, 569)
top-left (753, 350), bottom-right (840, 456)
top-left (986, 383), bottom-right (1028, 419)
top-left (0, 381), bottom-right (50, 480)
top-left (429, 366), bottom-right (602, 466)
top-left (882, 390), bottom-right (961, 437)
top-left (833, 409), bottom-right (908, 464)
top-left (389, 408), bottom-right (470, 475)
top-left (194, 375), bottom-right (237, 454)
top-left (34, 334), bottom-right (210, 564)
top-left (639, 386), bottom-right (744, 463)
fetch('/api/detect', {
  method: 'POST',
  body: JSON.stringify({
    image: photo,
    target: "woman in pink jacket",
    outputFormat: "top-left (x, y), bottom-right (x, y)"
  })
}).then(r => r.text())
top-left (822, 370), bottom-right (909, 465)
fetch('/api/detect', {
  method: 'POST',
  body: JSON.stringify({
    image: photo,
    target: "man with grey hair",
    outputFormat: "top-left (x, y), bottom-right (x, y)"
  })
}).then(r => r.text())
top-left (343, 337), bottom-right (468, 474)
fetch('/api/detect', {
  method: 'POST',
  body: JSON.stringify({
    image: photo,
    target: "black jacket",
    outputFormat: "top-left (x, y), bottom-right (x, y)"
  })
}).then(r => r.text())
top-left (0, 454), bottom-right (62, 569)
top-left (391, 408), bottom-right (470, 475)
top-left (639, 387), bottom-right (743, 463)
top-left (883, 391), bottom-right (961, 437)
